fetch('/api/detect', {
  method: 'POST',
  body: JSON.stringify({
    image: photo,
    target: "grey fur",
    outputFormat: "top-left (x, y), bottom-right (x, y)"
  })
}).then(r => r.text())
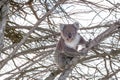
top-left (55, 22), bottom-right (87, 70)
top-left (73, 22), bottom-right (79, 29)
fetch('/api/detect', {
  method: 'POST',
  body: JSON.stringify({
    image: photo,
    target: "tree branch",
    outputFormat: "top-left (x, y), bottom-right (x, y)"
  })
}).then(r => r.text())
top-left (45, 70), bottom-right (61, 80)
top-left (0, 0), bottom-right (66, 70)
top-left (0, 0), bottom-right (8, 50)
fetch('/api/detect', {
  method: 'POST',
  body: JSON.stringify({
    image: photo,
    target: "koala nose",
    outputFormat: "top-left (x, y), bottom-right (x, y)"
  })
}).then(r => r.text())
top-left (68, 33), bottom-right (72, 38)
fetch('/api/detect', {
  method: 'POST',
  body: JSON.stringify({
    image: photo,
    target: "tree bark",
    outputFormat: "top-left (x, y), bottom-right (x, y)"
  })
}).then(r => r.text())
top-left (0, 0), bottom-right (8, 50)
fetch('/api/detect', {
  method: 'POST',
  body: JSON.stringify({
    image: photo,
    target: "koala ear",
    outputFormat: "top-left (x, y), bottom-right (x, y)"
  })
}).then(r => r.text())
top-left (73, 22), bottom-right (79, 29)
top-left (59, 23), bottom-right (65, 31)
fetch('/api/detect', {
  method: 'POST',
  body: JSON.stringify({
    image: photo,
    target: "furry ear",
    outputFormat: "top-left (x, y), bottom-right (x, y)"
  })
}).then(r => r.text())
top-left (73, 22), bottom-right (79, 29)
top-left (59, 24), bottom-right (65, 31)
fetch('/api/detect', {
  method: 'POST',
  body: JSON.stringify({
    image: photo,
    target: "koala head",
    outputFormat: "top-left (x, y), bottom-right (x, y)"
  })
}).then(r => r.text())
top-left (59, 22), bottom-right (79, 42)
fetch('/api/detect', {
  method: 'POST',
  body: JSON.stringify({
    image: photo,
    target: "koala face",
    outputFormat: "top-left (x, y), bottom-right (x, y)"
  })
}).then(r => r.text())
top-left (60, 22), bottom-right (79, 42)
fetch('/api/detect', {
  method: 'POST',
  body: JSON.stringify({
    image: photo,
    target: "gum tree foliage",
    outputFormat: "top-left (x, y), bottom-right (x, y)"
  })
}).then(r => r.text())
top-left (0, 0), bottom-right (120, 80)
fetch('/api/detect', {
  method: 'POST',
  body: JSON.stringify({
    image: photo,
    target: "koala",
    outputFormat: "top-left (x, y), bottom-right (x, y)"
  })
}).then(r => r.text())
top-left (54, 22), bottom-right (87, 70)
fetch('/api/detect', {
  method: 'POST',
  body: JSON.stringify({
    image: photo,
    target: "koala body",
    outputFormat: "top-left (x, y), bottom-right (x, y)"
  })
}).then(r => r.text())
top-left (55, 22), bottom-right (87, 70)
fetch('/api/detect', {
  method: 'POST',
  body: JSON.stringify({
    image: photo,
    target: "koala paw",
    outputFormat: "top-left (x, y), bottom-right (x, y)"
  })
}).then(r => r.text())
top-left (79, 48), bottom-right (88, 56)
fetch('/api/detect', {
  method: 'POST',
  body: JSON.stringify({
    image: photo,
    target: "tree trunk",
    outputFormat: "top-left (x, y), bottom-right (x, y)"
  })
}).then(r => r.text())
top-left (0, 0), bottom-right (8, 50)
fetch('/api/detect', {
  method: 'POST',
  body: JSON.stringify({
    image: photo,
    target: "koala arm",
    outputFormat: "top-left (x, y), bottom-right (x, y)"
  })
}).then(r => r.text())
top-left (78, 35), bottom-right (90, 55)
top-left (79, 35), bottom-right (87, 45)
top-left (79, 36), bottom-right (92, 48)
top-left (63, 45), bottom-right (80, 57)
top-left (56, 37), bottom-right (65, 51)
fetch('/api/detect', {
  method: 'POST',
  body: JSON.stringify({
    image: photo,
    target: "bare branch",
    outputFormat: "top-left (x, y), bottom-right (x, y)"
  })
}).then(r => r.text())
top-left (0, 0), bottom-right (66, 70)
top-left (0, 0), bottom-right (8, 50)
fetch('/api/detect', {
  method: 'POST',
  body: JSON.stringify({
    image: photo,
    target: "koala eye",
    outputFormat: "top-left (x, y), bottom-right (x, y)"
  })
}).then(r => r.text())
top-left (65, 32), bottom-right (69, 35)
top-left (64, 32), bottom-right (69, 36)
